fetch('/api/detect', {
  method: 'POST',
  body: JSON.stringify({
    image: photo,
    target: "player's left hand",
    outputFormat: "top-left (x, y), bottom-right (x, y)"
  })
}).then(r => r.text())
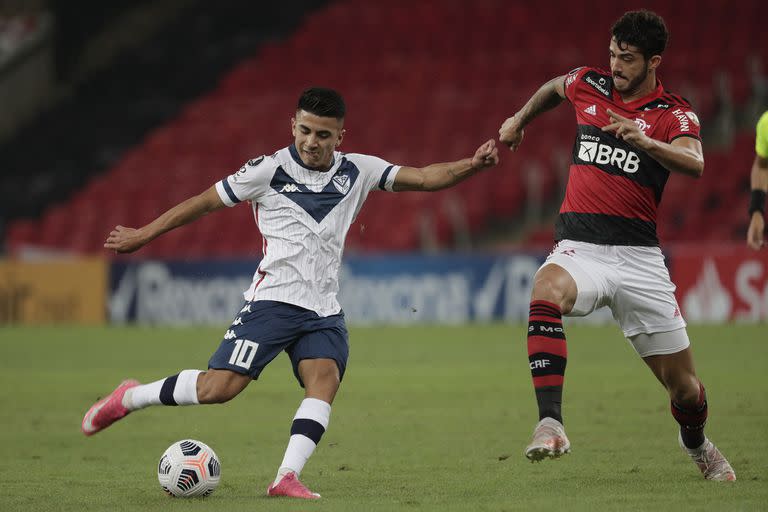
top-left (104, 225), bottom-right (148, 253)
top-left (471, 139), bottom-right (499, 170)
top-left (602, 109), bottom-right (653, 150)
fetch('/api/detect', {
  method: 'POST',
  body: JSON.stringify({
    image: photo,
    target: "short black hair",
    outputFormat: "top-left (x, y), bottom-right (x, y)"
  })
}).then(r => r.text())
top-left (297, 87), bottom-right (346, 119)
top-left (611, 10), bottom-right (668, 59)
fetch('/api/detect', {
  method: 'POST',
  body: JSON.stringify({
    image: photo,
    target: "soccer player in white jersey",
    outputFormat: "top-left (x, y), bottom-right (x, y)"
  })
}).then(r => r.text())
top-left (82, 87), bottom-right (499, 499)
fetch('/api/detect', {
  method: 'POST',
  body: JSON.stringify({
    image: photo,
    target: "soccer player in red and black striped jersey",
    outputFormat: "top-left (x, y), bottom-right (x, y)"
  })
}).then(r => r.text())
top-left (499, 10), bottom-right (735, 481)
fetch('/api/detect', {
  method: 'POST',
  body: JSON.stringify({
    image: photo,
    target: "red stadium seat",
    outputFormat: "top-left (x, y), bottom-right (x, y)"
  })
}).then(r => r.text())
top-left (7, 0), bottom-right (764, 257)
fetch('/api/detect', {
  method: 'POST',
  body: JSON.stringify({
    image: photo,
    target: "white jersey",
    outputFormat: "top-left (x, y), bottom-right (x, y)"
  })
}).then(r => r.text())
top-left (215, 145), bottom-right (401, 317)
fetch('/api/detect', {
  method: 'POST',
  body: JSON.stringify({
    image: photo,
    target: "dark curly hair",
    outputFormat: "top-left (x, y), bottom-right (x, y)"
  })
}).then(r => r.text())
top-left (297, 87), bottom-right (346, 119)
top-left (611, 10), bottom-right (668, 59)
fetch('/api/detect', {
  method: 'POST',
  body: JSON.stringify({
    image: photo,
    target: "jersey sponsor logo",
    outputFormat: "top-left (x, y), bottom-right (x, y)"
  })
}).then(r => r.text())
top-left (634, 118), bottom-right (651, 133)
top-left (332, 174), bottom-right (350, 195)
top-left (583, 71), bottom-right (612, 97)
top-left (247, 156), bottom-right (264, 167)
top-left (577, 139), bottom-right (640, 173)
top-left (280, 183), bottom-right (301, 193)
top-left (685, 111), bottom-right (700, 126)
top-left (672, 108), bottom-right (692, 132)
top-left (583, 104), bottom-right (597, 115)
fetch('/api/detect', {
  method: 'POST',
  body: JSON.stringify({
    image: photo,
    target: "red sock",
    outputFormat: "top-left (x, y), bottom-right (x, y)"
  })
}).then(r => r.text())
top-left (527, 300), bottom-right (567, 423)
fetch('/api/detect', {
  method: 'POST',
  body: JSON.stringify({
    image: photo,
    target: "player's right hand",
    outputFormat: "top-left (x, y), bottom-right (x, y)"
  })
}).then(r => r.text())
top-left (747, 213), bottom-right (765, 250)
top-left (104, 225), bottom-right (147, 253)
top-left (498, 115), bottom-right (525, 151)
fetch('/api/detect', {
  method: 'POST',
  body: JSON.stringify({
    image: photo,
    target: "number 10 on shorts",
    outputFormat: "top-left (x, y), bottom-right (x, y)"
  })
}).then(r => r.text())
top-left (228, 339), bottom-right (259, 369)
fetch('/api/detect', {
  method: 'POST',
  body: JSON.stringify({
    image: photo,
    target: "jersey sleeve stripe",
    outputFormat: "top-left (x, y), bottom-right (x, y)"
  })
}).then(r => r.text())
top-left (669, 133), bottom-right (701, 143)
top-left (220, 178), bottom-right (242, 205)
top-left (378, 165), bottom-right (394, 190)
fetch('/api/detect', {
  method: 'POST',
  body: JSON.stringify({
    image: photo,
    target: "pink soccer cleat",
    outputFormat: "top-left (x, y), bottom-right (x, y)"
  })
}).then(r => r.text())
top-left (525, 417), bottom-right (571, 462)
top-left (267, 472), bottom-right (321, 499)
top-left (679, 433), bottom-right (736, 482)
top-left (81, 379), bottom-right (140, 436)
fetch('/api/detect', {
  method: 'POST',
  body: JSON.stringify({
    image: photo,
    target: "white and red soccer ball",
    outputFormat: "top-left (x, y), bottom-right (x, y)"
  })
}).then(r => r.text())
top-left (157, 439), bottom-right (221, 497)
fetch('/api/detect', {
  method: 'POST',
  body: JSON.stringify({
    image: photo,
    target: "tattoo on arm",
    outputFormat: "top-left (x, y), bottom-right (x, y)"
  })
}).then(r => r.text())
top-left (519, 77), bottom-right (565, 126)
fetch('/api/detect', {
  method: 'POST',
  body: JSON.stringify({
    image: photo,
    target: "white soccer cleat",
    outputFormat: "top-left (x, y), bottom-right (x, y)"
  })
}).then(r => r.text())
top-left (525, 417), bottom-right (571, 462)
top-left (679, 433), bottom-right (736, 482)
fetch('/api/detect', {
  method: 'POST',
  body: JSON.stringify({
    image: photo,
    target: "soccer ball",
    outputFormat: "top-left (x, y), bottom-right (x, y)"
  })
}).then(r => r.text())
top-left (157, 439), bottom-right (221, 497)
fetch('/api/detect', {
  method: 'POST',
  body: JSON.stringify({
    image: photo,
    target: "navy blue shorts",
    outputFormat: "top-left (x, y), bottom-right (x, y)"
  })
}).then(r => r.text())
top-left (208, 300), bottom-right (348, 386)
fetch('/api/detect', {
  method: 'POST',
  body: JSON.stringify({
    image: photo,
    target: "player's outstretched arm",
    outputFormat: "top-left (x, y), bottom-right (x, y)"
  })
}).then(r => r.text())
top-left (747, 155), bottom-right (768, 250)
top-left (602, 108), bottom-right (704, 178)
top-left (392, 139), bottom-right (499, 192)
top-left (498, 75), bottom-right (566, 151)
top-left (104, 186), bottom-right (226, 253)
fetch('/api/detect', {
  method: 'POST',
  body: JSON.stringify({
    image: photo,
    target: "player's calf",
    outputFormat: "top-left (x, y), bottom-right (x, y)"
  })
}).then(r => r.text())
top-left (670, 381), bottom-right (707, 450)
top-left (527, 300), bottom-right (567, 423)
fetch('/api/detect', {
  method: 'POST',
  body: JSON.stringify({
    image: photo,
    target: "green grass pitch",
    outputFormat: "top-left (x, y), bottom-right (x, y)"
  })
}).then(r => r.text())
top-left (1, 324), bottom-right (765, 511)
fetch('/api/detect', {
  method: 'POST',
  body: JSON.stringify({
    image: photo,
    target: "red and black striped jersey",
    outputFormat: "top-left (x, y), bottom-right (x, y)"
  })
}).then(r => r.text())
top-left (557, 66), bottom-right (701, 246)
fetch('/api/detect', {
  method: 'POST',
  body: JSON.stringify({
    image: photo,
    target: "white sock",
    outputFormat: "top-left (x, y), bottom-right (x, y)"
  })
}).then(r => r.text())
top-left (123, 370), bottom-right (202, 410)
top-left (274, 398), bottom-right (331, 485)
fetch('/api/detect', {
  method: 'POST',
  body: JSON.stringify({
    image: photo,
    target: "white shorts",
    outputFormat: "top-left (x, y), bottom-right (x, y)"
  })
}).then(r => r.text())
top-left (539, 240), bottom-right (689, 355)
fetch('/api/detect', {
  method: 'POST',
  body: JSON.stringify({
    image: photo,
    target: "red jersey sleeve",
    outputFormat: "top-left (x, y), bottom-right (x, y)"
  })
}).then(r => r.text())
top-left (662, 105), bottom-right (701, 142)
top-left (563, 66), bottom-right (589, 103)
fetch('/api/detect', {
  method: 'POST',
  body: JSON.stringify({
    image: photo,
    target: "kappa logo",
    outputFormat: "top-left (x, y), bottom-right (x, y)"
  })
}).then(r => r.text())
top-left (240, 304), bottom-right (251, 314)
top-left (583, 104), bottom-right (597, 116)
top-left (224, 330), bottom-right (237, 340)
top-left (578, 140), bottom-right (640, 173)
top-left (332, 174), bottom-right (350, 194)
top-left (634, 118), bottom-right (652, 133)
top-left (232, 316), bottom-right (243, 326)
top-left (280, 183), bottom-right (300, 193)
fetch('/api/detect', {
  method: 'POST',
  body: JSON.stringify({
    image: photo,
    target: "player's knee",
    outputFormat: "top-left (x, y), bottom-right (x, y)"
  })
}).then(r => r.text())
top-left (531, 275), bottom-right (568, 308)
top-left (668, 375), bottom-right (701, 406)
top-left (301, 360), bottom-right (340, 393)
top-left (308, 365), bottom-right (339, 388)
